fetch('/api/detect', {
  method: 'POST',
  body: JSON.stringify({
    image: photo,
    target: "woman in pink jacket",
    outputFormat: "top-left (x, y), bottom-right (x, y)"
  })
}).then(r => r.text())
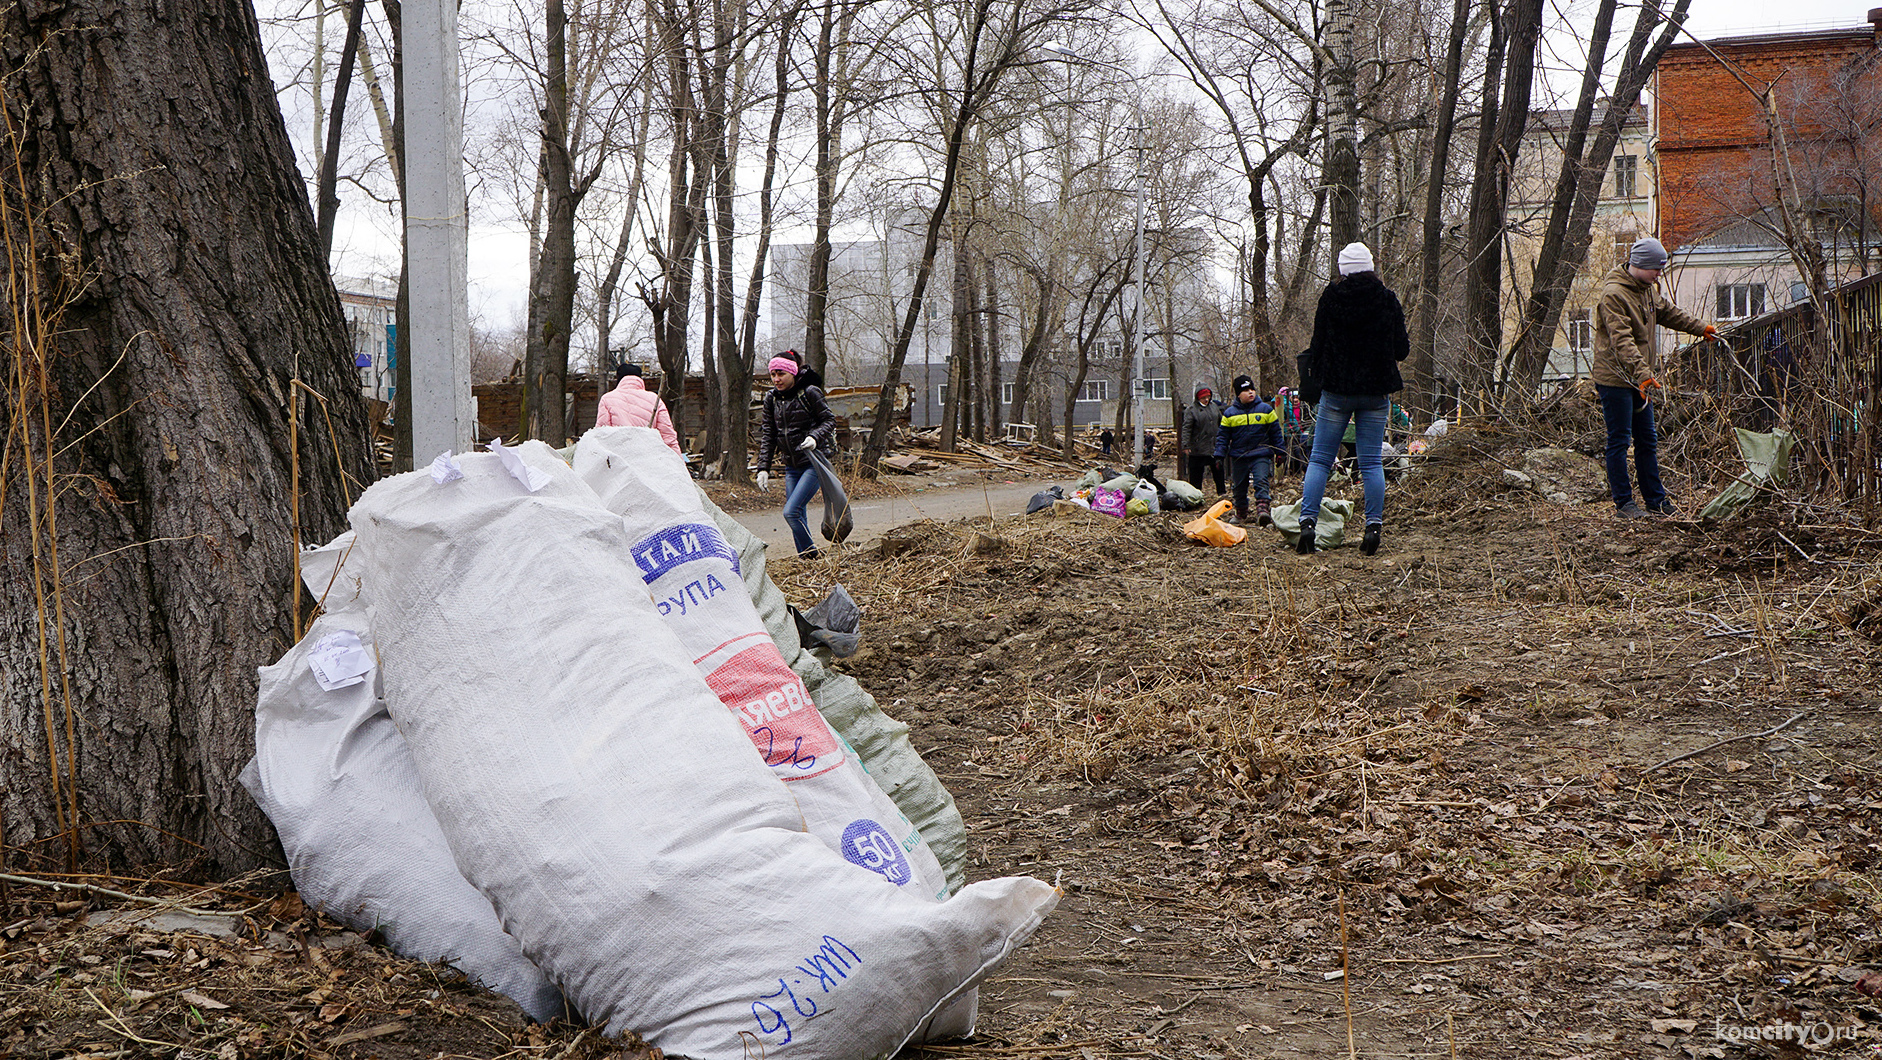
top-left (595, 363), bottom-right (682, 454)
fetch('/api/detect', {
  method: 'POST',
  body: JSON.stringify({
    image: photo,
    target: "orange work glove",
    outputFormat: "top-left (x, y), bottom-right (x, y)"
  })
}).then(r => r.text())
top-left (1638, 376), bottom-right (1659, 403)
top-left (1703, 324), bottom-right (1718, 341)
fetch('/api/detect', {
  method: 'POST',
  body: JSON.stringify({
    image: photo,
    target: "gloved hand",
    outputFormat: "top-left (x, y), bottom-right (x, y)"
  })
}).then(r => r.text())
top-left (756, 471), bottom-right (770, 492)
top-left (1638, 375), bottom-right (1659, 403)
top-left (1703, 324), bottom-right (1718, 341)
top-left (797, 436), bottom-right (818, 451)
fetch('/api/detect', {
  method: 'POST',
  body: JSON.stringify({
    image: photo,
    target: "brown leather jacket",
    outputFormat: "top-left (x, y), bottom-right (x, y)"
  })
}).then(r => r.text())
top-left (1590, 265), bottom-right (1707, 389)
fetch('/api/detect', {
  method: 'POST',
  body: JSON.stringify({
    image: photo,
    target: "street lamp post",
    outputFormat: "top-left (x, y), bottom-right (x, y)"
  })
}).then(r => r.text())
top-left (1042, 41), bottom-right (1149, 470)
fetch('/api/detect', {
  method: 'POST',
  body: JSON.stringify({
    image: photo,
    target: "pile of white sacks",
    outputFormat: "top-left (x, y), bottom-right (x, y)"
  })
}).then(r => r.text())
top-left (240, 427), bottom-right (1058, 1060)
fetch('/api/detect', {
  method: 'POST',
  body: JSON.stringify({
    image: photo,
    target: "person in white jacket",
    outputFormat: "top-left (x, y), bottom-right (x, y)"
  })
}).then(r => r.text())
top-left (595, 363), bottom-right (682, 455)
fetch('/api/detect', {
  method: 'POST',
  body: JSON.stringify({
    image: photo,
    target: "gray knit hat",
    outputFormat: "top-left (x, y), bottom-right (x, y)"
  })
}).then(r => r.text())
top-left (1629, 237), bottom-right (1669, 270)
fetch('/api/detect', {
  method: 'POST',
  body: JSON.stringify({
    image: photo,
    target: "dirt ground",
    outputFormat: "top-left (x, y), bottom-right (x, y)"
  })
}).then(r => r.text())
top-left (4, 426), bottom-right (1880, 1059)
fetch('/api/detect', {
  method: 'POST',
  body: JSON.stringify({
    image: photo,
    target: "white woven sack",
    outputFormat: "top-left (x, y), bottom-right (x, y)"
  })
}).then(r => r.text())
top-left (239, 612), bottom-right (566, 1022)
top-left (576, 430), bottom-right (948, 896)
top-left (575, 429), bottom-right (972, 1038)
top-left (349, 445), bottom-right (1058, 1058)
top-left (693, 492), bottom-right (970, 893)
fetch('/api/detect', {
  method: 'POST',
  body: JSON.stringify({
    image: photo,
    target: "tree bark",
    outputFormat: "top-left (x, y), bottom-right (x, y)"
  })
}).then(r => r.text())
top-left (1, 0), bottom-right (374, 876)
top-left (523, 0), bottom-right (589, 444)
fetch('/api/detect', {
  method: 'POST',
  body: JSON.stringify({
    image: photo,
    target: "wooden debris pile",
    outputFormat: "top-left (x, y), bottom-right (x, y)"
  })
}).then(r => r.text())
top-left (882, 429), bottom-right (1136, 476)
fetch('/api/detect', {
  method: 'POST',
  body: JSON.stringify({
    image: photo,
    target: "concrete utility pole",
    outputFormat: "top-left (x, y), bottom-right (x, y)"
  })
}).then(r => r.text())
top-left (404, 0), bottom-right (473, 461)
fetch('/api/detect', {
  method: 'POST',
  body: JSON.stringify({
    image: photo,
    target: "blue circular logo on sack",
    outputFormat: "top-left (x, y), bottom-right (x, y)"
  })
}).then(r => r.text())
top-left (840, 820), bottom-right (913, 886)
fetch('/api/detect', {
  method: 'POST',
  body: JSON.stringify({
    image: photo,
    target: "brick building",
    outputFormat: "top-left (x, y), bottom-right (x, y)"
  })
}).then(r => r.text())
top-left (1654, 13), bottom-right (1882, 329)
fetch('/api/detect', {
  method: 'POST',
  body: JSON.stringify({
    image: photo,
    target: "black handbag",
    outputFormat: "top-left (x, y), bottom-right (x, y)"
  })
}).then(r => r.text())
top-left (1295, 347), bottom-right (1323, 406)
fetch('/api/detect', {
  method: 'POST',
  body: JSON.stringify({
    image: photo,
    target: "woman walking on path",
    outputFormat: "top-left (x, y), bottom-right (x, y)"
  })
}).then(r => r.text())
top-left (1296, 242), bottom-right (1409, 556)
top-left (756, 353), bottom-right (838, 558)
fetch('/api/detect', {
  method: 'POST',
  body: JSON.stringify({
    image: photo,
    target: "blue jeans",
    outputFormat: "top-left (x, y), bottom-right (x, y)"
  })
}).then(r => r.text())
top-left (1229, 455), bottom-right (1271, 515)
top-left (1596, 384), bottom-right (1665, 509)
top-left (1300, 392), bottom-right (1388, 526)
top-left (782, 465), bottom-right (823, 555)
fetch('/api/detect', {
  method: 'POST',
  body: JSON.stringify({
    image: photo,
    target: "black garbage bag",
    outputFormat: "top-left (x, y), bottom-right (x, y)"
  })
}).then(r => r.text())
top-left (1026, 485), bottom-right (1066, 514)
top-left (789, 584), bottom-right (861, 657)
top-left (807, 448), bottom-right (853, 543)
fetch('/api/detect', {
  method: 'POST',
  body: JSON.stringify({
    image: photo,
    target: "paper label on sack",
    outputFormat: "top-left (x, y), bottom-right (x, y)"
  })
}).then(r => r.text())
top-left (429, 451), bottom-right (464, 484)
top-left (486, 439), bottom-right (551, 493)
top-left (697, 633), bottom-right (843, 780)
top-left (307, 630), bottom-right (373, 691)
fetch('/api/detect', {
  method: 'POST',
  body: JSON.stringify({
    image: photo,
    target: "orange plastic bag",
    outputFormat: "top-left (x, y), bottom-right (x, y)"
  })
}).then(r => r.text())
top-left (1182, 499), bottom-right (1246, 546)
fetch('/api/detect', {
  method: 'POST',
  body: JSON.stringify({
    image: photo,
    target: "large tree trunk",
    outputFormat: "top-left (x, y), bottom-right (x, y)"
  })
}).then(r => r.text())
top-left (1323, 0), bottom-right (1361, 258)
top-left (1460, 0), bottom-right (1543, 396)
top-left (1408, 0), bottom-right (1472, 415)
top-left (1, 0), bottom-right (374, 877)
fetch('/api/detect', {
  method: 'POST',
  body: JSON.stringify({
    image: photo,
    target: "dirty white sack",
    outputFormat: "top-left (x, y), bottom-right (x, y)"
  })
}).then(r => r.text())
top-left (347, 444), bottom-right (1057, 1059)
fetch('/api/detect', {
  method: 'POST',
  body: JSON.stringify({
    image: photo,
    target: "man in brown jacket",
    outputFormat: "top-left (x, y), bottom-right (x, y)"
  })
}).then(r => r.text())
top-left (1591, 236), bottom-right (1716, 518)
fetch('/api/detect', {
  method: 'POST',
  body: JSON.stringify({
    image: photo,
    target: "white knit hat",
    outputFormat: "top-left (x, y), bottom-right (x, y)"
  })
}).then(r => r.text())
top-left (1338, 242), bottom-right (1375, 276)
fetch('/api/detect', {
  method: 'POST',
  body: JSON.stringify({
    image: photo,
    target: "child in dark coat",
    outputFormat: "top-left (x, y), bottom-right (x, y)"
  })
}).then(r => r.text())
top-left (1213, 375), bottom-right (1283, 525)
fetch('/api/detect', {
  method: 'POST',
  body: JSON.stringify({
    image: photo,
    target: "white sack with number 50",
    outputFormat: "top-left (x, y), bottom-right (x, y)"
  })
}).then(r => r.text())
top-left (347, 444), bottom-right (1058, 1060)
top-left (576, 426), bottom-right (972, 1039)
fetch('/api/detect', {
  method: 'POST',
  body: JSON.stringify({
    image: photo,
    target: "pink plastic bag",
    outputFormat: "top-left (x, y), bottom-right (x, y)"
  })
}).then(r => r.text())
top-left (1090, 486), bottom-right (1128, 518)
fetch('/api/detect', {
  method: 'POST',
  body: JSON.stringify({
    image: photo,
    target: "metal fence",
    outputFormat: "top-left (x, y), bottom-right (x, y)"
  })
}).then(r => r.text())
top-left (1682, 272), bottom-right (1882, 525)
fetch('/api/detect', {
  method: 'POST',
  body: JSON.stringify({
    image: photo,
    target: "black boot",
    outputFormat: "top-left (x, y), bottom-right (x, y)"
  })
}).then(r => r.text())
top-left (1360, 522), bottom-right (1382, 556)
top-left (1295, 516), bottom-right (1317, 554)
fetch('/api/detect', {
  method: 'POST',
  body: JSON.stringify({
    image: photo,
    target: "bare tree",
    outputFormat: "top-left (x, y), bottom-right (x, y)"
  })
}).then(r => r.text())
top-left (1456, 0), bottom-right (1543, 396)
top-left (1502, 0), bottom-right (1691, 393)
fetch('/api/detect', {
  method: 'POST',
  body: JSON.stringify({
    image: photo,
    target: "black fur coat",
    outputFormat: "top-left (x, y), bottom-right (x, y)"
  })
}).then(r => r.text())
top-left (1307, 272), bottom-right (1409, 396)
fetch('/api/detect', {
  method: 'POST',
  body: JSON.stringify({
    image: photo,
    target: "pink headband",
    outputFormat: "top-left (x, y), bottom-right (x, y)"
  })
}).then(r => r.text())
top-left (767, 356), bottom-right (798, 375)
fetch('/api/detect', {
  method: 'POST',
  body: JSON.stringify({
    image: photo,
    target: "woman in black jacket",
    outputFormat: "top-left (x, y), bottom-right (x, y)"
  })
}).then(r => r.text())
top-left (757, 353), bottom-right (838, 557)
top-left (1296, 242), bottom-right (1409, 557)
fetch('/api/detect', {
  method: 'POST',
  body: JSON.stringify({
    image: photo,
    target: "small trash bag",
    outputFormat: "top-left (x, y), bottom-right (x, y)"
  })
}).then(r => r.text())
top-left (792, 583), bottom-right (862, 657)
top-left (1162, 479), bottom-right (1204, 510)
top-left (1271, 498), bottom-right (1354, 548)
top-left (1125, 497), bottom-right (1151, 517)
top-left (1026, 485), bottom-right (1066, 515)
top-left (1129, 480), bottom-right (1160, 514)
top-left (1182, 499), bottom-right (1246, 546)
top-left (1090, 486), bottom-right (1129, 518)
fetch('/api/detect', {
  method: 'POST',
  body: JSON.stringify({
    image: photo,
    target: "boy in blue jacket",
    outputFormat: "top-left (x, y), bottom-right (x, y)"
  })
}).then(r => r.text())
top-left (1214, 375), bottom-right (1283, 526)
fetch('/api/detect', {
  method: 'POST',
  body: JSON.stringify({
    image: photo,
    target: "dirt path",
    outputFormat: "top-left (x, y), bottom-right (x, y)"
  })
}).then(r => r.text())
top-left (727, 473), bottom-right (1062, 554)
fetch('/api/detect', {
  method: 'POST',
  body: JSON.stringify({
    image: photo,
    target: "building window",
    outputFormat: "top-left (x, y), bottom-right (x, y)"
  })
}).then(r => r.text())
top-left (1102, 339), bottom-right (1123, 361)
top-left (1079, 380), bottom-right (1108, 402)
top-left (1001, 382), bottom-right (1017, 405)
top-left (1144, 378), bottom-right (1170, 400)
top-left (1614, 236), bottom-right (1633, 265)
top-left (1567, 309), bottom-right (1593, 355)
top-left (1716, 283), bottom-right (1765, 320)
top-left (1612, 155), bottom-right (1638, 199)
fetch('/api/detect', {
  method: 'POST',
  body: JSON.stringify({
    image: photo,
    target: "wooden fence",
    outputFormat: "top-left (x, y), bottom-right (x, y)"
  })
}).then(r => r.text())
top-left (1683, 272), bottom-right (1882, 525)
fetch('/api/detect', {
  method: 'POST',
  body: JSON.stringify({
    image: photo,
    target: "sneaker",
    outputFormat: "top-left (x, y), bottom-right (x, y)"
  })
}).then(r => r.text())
top-left (1646, 499), bottom-right (1679, 516)
top-left (1256, 500), bottom-right (1272, 527)
top-left (1616, 502), bottom-right (1649, 520)
top-left (1295, 517), bottom-right (1317, 554)
top-left (799, 547), bottom-right (822, 559)
top-left (1360, 522), bottom-right (1382, 556)
top-left (1229, 510), bottom-right (1247, 526)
